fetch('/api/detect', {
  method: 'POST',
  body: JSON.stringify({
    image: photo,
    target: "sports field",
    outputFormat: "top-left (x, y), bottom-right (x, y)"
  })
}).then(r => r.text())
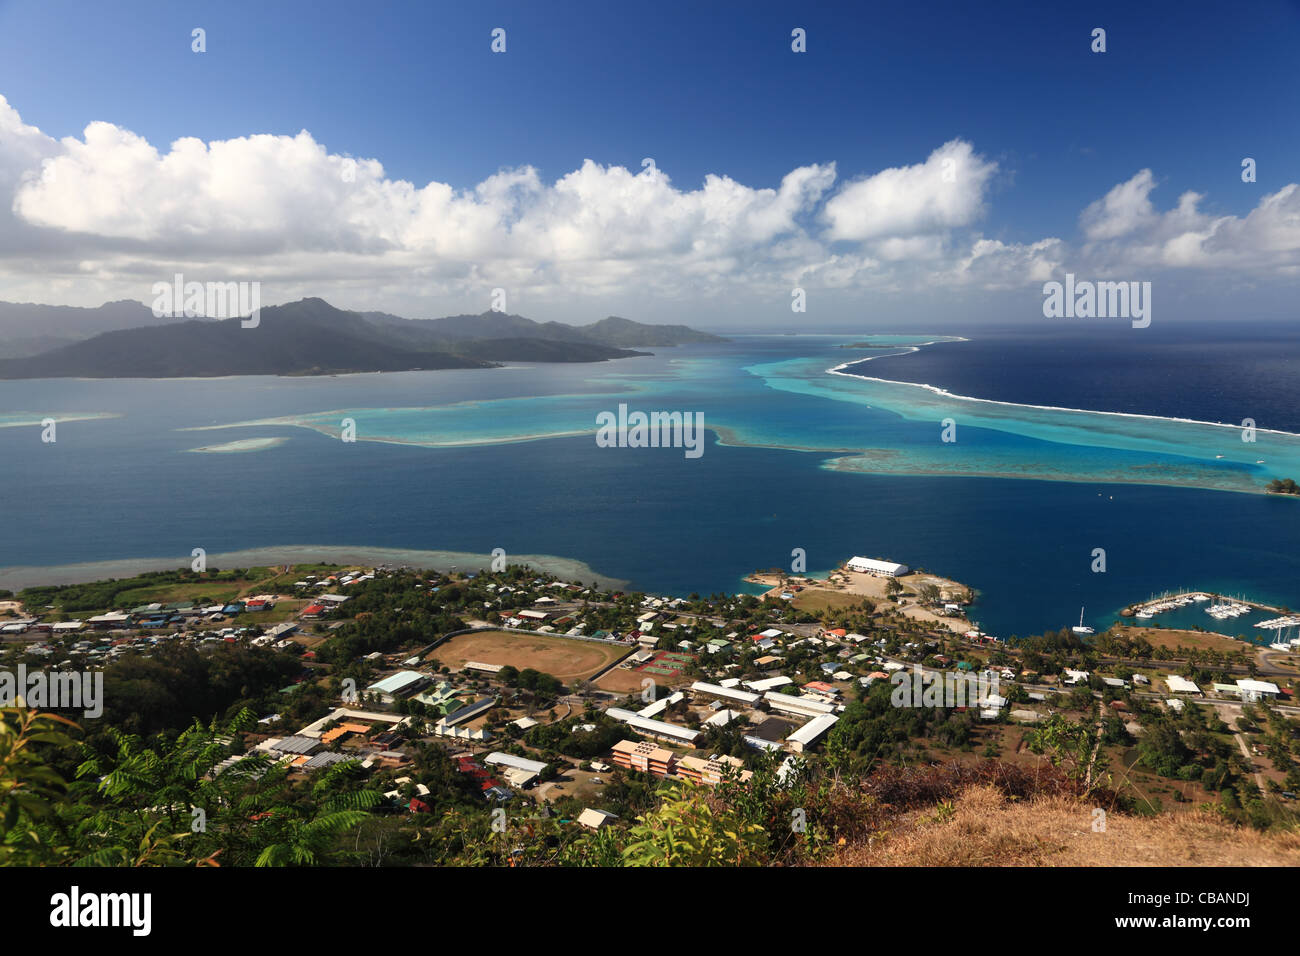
top-left (429, 629), bottom-right (628, 681)
top-left (594, 649), bottom-right (696, 693)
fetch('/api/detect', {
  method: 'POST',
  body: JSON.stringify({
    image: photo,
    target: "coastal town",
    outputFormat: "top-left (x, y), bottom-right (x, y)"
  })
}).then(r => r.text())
top-left (5, 549), bottom-right (1300, 866)
top-left (0, 0), bottom-right (1292, 933)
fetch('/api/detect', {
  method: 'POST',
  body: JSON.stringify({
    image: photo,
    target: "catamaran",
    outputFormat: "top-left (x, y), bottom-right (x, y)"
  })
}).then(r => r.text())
top-left (1072, 606), bottom-right (1095, 636)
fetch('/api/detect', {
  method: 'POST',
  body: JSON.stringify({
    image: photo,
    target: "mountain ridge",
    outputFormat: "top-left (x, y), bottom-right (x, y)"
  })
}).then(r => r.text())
top-left (0, 297), bottom-right (722, 379)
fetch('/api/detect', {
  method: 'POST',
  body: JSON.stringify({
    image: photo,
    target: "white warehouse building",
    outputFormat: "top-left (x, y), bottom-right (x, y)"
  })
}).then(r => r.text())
top-left (846, 556), bottom-right (909, 577)
top-left (764, 691), bottom-right (838, 719)
top-left (484, 752), bottom-right (549, 789)
top-left (786, 714), bottom-right (839, 753)
top-left (605, 708), bottom-right (701, 745)
top-left (484, 752), bottom-right (549, 775)
top-left (1236, 679), bottom-right (1280, 703)
top-left (690, 681), bottom-right (760, 706)
top-left (1165, 675), bottom-right (1202, 695)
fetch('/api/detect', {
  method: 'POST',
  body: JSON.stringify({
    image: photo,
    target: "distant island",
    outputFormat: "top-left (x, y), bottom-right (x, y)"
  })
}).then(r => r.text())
top-left (836, 341), bottom-right (894, 349)
top-left (1266, 478), bottom-right (1300, 496)
top-left (0, 297), bottom-right (725, 379)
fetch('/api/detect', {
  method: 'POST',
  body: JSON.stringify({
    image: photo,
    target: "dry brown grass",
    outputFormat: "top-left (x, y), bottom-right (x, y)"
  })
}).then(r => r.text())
top-left (790, 590), bottom-right (870, 613)
top-left (824, 785), bottom-right (1300, 867)
top-left (428, 629), bottom-right (625, 680)
top-left (1116, 626), bottom-right (1247, 656)
top-left (594, 667), bottom-right (656, 694)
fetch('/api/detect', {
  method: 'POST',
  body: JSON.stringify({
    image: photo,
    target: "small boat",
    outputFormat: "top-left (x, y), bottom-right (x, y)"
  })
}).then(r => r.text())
top-left (1072, 606), bottom-right (1095, 635)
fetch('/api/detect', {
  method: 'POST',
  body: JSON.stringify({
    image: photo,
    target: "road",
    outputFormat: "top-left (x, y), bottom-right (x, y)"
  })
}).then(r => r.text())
top-left (1213, 701), bottom-right (1268, 792)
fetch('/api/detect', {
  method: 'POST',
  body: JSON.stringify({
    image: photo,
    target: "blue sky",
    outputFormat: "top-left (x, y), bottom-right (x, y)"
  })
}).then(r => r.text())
top-left (0, 0), bottom-right (1297, 326)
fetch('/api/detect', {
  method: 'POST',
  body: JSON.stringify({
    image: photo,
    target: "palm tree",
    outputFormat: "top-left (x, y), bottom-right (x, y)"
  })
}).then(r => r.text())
top-left (69, 709), bottom-right (381, 867)
top-left (253, 796), bottom-right (380, 865)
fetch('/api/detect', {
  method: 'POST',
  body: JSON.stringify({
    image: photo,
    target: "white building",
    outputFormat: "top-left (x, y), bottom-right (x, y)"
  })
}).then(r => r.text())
top-left (577, 808), bottom-right (618, 830)
top-left (484, 751), bottom-right (548, 787)
top-left (604, 708), bottom-right (700, 745)
top-left (88, 612), bottom-right (131, 627)
top-left (637, 691), bottom-right (684, 719)
top-left (433, 721), bottom-right (490, 741)
top-left (484, 752), bottom-right (549, 775)
top-left (365, 670), bottom-right (430, 703)
top-left (744, 675), bottom-right (793, 692)
top-left (979, 693), bottom-right (1008, 720)
top-left (786, 714), bottom-right (839, 753)
top-left (705, 708), bottom-right (744, 727)
top-left (690, 681), bottom-right (760, 706)
top-left (846, 556), bottom-right (909, 577)
top-left (764, 691), bottom-right (837, 719)
top-left (1165, 675), bottom-right (1202, 695)
top-left (1236, 679), bottom-right (1280, 702)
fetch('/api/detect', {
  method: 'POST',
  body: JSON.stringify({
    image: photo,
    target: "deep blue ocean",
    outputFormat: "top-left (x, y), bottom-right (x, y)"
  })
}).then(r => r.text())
top-left (2, 323), bottom-right (1298, 641)
top-left (863, 322), bottom-right (1300, 432)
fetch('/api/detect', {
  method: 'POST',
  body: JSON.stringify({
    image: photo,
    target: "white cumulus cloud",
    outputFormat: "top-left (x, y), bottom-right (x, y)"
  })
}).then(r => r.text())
top-left (0, 94), bottom-right (1296, 320)
top-left (821, 140), bottom-right (998, 242)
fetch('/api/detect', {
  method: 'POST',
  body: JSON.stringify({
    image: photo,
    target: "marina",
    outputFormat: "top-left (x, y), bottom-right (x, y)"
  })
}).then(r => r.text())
top-left (1131, 590), bottom-right (1208, 620)
top-left (1122, 590), bottom-right (1300, 647)
top-left (1258, 616), bottom-right (1300, 651)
